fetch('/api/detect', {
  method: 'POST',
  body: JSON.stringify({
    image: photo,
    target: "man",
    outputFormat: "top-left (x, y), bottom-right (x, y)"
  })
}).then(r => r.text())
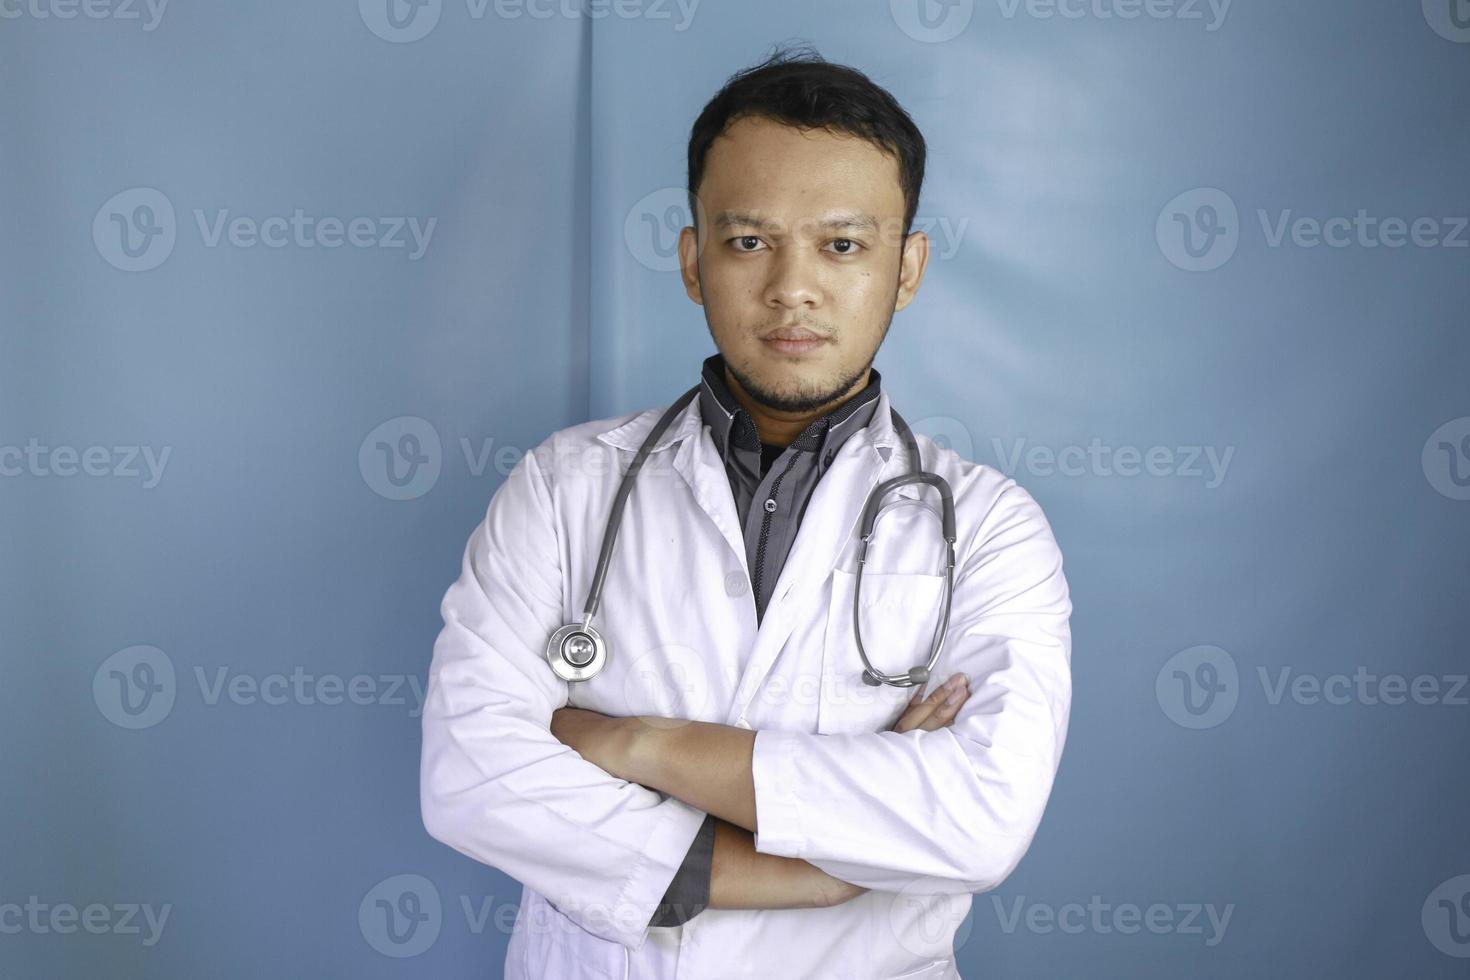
top-left (421, 46), bottom-right (1072, 980)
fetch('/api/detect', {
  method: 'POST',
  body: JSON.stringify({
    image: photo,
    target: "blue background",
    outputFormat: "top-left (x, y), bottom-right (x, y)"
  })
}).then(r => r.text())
top-left (2, 1), bottom-right (1467, 976)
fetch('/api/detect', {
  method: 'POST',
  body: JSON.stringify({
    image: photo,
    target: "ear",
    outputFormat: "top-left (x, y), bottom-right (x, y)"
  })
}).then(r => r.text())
top-left (893, 230), bottom-right (931, 313)
top-left (679, 225), bottom-right (704, 305)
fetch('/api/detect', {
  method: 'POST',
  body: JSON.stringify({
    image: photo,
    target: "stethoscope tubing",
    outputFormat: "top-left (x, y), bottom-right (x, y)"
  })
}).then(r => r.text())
top-left (548, 383), bottom-right (957, 689)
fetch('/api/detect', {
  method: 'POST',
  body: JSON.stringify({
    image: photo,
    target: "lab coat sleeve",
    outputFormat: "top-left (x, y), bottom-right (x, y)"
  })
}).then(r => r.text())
top-left (750, 481), bottom-right (1072, 894)
top-left (419, 445), bottom-right (709, 950)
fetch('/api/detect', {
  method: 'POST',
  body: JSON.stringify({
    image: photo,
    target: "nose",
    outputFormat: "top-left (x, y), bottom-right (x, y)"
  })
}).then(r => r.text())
top-left (762, 244), bottom-right (823, 310)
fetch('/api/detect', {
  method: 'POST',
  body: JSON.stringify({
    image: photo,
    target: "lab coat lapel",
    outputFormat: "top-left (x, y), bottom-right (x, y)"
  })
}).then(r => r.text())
top-left (595, 393), bottom-right (749, 581)
top-left (670, 422), bottom-right (751, 579)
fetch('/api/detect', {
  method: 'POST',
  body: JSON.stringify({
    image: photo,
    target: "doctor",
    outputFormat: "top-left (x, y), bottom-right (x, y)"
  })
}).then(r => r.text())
top-left (420, 47), bottom-right (1073, 980)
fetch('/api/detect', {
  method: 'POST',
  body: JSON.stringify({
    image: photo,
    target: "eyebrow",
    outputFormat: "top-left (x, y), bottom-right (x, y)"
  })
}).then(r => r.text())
top-left (714, 210), bottom-right (880, 235)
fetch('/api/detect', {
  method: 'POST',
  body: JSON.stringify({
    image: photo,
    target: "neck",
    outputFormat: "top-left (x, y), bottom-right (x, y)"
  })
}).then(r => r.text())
top-left (723, 366), bottom-right (870, 448)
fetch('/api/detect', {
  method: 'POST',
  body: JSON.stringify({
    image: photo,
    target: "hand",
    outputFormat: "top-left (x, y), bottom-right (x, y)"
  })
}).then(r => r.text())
top-left (889, 672), bottom-right (970, 733)
top-left (819, 875), bottom-right (871, 908)
top-left (818, 676), bottom-right (969, 908)
top-left (550, 706), bottom-right (635, 779)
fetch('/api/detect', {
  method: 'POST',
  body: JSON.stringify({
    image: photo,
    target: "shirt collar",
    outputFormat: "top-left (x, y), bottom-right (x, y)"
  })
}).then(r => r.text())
top-left (697, 352), bottom-right (882, 470)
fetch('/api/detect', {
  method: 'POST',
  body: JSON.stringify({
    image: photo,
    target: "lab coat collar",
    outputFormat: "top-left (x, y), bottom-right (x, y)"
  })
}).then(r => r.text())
top-left (595, 382), bottom-right (910, 464)
top-left (595, 391), bottom-right (706, 454)
top-left (593, 386), bottom-right (923, 518)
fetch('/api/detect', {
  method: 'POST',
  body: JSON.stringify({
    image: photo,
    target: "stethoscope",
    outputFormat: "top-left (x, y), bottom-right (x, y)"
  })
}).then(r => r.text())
top-left (545, 383), bottom-right (957, 689)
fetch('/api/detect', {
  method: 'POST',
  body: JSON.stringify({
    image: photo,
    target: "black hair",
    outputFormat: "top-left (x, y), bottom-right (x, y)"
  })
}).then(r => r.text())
top-left (687, 42), bottom-right (927, 242)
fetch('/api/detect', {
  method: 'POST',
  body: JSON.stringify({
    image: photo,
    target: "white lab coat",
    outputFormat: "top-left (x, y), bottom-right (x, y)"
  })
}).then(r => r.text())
top-left (420, 387), bottom-right (1072, 980)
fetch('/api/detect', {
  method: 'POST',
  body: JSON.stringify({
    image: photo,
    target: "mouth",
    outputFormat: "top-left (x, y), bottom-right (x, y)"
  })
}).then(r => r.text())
top-left (761, 327), bottom-right (829, 356)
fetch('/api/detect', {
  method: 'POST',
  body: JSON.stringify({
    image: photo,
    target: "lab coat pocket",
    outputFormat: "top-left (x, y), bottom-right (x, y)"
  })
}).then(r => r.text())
top-left (818, 568), bottom-right (947, 735)
top-left (516, 888), bottom-right (626, 980)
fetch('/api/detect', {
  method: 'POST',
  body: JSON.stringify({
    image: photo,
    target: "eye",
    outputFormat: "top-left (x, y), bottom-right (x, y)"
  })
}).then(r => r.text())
top-left (827, 238), bottom-right (864, 255)
top-left (730, 236), bottom-right (766, 253)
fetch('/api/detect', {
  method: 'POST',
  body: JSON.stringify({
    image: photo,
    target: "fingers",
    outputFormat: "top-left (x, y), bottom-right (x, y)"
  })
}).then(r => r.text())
top-left (893, 677), bottom-right (954, 733)
top-left (918, 673), bottom-right (969, 731)
top-left (890, 672), bottom-right (970, 733)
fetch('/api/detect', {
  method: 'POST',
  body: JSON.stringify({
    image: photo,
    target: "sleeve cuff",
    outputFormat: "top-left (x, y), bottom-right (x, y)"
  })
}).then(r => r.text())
top-left (648, 812), bottom-right (716, 927)
top-left (750, 729), bottom-right (807, 859)
top-left (609, 796), bottom-right (710, 948)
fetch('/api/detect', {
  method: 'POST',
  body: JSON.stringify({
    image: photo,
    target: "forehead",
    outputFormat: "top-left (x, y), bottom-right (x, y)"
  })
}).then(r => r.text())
top-left (697, 115), bottom-right (905, 223)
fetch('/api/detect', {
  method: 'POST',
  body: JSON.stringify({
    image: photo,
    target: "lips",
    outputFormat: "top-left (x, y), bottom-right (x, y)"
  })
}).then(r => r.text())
top-left (761, 328), bottom-right (828, 355)
top-left (762, 327), bottom-right (826, 342)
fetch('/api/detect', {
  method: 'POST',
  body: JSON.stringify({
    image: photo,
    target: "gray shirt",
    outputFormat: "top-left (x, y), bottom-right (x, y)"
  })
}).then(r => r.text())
top-left (648, 352), bottom-right (883, 927)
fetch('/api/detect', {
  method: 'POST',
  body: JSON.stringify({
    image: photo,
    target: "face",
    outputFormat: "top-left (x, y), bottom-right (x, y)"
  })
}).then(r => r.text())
top-left (679, 115), bottom-right (929, 414)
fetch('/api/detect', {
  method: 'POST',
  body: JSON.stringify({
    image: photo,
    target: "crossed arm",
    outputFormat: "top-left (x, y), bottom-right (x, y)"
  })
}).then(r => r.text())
top-left (549, 672), bottom-right (973, 911)
top-left (423, 451), bottom-right (1072, 945)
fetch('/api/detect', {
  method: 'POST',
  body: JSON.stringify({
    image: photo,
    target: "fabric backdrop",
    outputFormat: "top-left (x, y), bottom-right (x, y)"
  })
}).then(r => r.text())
top-left (2, 1), bottom-right (1467, 977)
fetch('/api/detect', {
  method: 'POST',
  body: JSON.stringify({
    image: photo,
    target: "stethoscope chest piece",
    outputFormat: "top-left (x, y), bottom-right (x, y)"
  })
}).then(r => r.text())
top-left (546, 622), bottom-right (608, 682)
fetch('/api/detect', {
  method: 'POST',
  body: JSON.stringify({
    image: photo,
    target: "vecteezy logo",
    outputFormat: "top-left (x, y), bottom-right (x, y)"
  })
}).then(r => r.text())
top-left (886, 878), bottom-right (975, 960)
top-left (624, 188), bottom-right (690, 273)
top-left (359, 417), bottom-right (443, 500)
top-left (619, 644), bottom-right (716, 722)
top-left (1156, 644), bottom-right (1238, 729)
top-left (360, 874), bottom-right (442, 957)
top-left (1422, 417), bottom-right (1470, 501)
top-left (890, 0), bottom-right (974, 42)
top-left (1424, 0), bottom-right (1470, 42)
top-left (93, 645), bottom-right (177, 729)
top-left (1156, 188), bottom-right (1239, 272)
top-left (359, 0), bottom-right (442, 42)
top-left (909, 415), bottom-right (975, 464)
top-left (1423, 874), bottom-right (1470, 957)
top-left (93, 188), bottom-right (177, 272)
